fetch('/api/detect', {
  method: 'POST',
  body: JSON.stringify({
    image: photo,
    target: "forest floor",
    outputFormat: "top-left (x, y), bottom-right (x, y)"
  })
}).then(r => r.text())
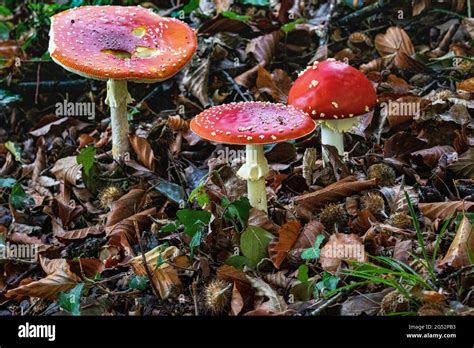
top-left (0, 0), bottom-right (473, 316)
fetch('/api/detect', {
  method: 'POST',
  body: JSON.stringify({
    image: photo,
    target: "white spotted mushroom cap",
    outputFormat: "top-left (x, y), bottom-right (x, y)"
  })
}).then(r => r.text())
top-left (49, 6), bottom-right (197, 83)
top-left (288, 59), bottom-right (376, 120)
top-left (190, 101), bottom-right (316, 145)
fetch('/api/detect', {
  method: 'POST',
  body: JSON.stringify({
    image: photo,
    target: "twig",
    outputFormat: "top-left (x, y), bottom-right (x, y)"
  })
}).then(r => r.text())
top-left (310, 292), bottom-right (343, 316)
top-left (429, 8), bottom-right (466, 19)
top-left (134, 220), bottom-right (161, 299)
top-left (10, 80), bottom-right (88, 93)
top-left (35, 62), bottom-right (41, 104)
top-left (192, 280), bottom-right (199, 316)
top-left (439, 264), bottom-right (474, 281)
top-left (337, 0), bottom-right (390, 25)
top-left (222, 70), bottom-right (250, 102)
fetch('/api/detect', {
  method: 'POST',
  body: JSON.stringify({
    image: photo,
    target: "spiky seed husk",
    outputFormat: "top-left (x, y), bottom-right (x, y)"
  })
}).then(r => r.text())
top-left (367, 163), bottom-right (396, 186)
top-left (204, 279), bottom-right (232, 314)
top-left (361, 192), bottom-right (385, 217)
top-left (319, 203), bottom-right (348, 232)
top-left (389, 212), bottom-right (413, 229)
top-left (98, 185), bottom-right (122, 209)
top-left (380, 290), bottom-right (410, 314)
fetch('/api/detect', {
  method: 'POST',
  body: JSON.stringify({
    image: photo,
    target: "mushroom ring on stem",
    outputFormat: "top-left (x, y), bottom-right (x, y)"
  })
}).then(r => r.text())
top-left (49, 5), bottom-right (197, 160)
top-left (288, 59), bottom-right (376, 165)
top-left (190, 102), bottom-right (316, 212)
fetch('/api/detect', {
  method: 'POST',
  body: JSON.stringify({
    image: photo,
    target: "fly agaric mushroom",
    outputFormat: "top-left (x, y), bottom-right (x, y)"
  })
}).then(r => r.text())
top-left (288, 59), bottom-right (376, 164)
top-left (190, 102), bottom-right (315, 212)
top-left (49, 6), bottom-right (197, 159)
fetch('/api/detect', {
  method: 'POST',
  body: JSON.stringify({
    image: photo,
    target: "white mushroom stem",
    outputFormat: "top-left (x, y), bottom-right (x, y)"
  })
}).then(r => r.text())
top-left (320, 118), bottom-right (359, 166)
top-left (105, 79), bottom-right (133, 160)
top-left (236, 144), bottom-right (269, 212)
top-left (321, 124), bottom-right (344, 165)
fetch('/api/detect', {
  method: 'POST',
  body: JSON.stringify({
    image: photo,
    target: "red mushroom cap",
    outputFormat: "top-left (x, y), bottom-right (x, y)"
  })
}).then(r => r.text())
top-left (49, 6), bottom-right (197, 82)
top-left (190, 101), bottom-right (316, 145)
top-left (287, 59), bottom-right (376, 120)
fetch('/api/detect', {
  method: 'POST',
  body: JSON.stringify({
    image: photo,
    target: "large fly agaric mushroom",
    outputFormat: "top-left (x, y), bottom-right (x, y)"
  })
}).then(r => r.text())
top-left (190, 102), bottom-right (316, 212)
top-left (288, 59), bottom-right (376, 164)
top-left (49, 6), bottom-right (197, 159)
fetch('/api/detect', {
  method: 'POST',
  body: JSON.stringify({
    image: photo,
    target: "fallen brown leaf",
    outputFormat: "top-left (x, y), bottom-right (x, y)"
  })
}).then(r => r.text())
top-left (229, 283), bottom-right (244, 316)
top-left (129, 245), bottom-right (182, 299)
top-left (256, 66), bottom-right (292, 103)
top-left (438, 213), bottom-right (474, 269)
top-left (419, 201), bottom-right (474, 220)
top-left (128, 135), bottom-right (159, 173)
top-left (411, 145), bottom-right (455, 168)
top-left (248, 208), bottom-right (280, 234)
top-left (5, 257), bottom-right (80, 300)
top-left (247, 276), bottom-right (287, 314)
top-left (50, 156), bottom-right (82, 186)
top-left (293, 220), bottom-right (324, 250)
top-left (449, 148), bottom-right (474, 179)
top-left (375, 27), bottom-right (415, 67)
top-left (320, 233), bottom-right (368, 273)
top-left (295, 176), bottom-right (378, 213)
top-left (384, 132), bottom-right (427, 158)
top-left (268, 220), bottom-right (301, 269)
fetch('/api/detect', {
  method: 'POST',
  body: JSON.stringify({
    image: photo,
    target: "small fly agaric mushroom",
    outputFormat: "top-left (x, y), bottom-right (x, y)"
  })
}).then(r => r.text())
top-left (190, 102), bottom-right (315, 212)
top-left (288, 59), bottom-right (376, 164)
top-left (49, 6), bottom-right (197, 159)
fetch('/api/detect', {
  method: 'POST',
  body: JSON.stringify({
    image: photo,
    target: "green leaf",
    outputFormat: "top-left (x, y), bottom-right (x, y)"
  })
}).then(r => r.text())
top-left (155, 254), bottom-right (164, 270)
top-left (301, 234), bottom-right (325, 260)
top-left (176, 209), bottom-right (211, 237)
top-left (183, 0), bottom-right (200, 14)
top-left (225, 255), bottom-right (248, 269)
top-left (0, 21), bottom-right (10, 40)
top-left (9, 183), bottom-right (34, 209)
top-left (222, 196), bottom-right (251, 228)
top-left (0, 178), bottom-right (16, 188)
top-left (76, 146), bottom-right (96, 176)
top-left (189, 180), bottom-right (210, 208)
top-left (160, 223), bottom-right (178, 233)
top-left (58, 283), bottom-right (84, 316)
top-left (239, 0), bottom-right (269, 6)
top-left (0, 89), bottom-right (22, 105)
top-left (0, 6), bottom-right (12, 17)
top-left (240, 226), bottom-right (273, 267)
top-left (281, 18), bottom-right (305, 33)
top-left (189, 231), bottom-right (202, 259)
top-left (291, 281), bottom-right (314, 301)
top-left (315, 271), bottom-right (338, 294)
top-left (5, 141), bottom-right (22, 162)
top-left (221, 11), bottom-right (251, 21)
top-left (454, 212), bottom-right (474, 228)
top-left (129, 276), bottom-right (148, 290)
top-left (297, 264), bottom-right (309, 283)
